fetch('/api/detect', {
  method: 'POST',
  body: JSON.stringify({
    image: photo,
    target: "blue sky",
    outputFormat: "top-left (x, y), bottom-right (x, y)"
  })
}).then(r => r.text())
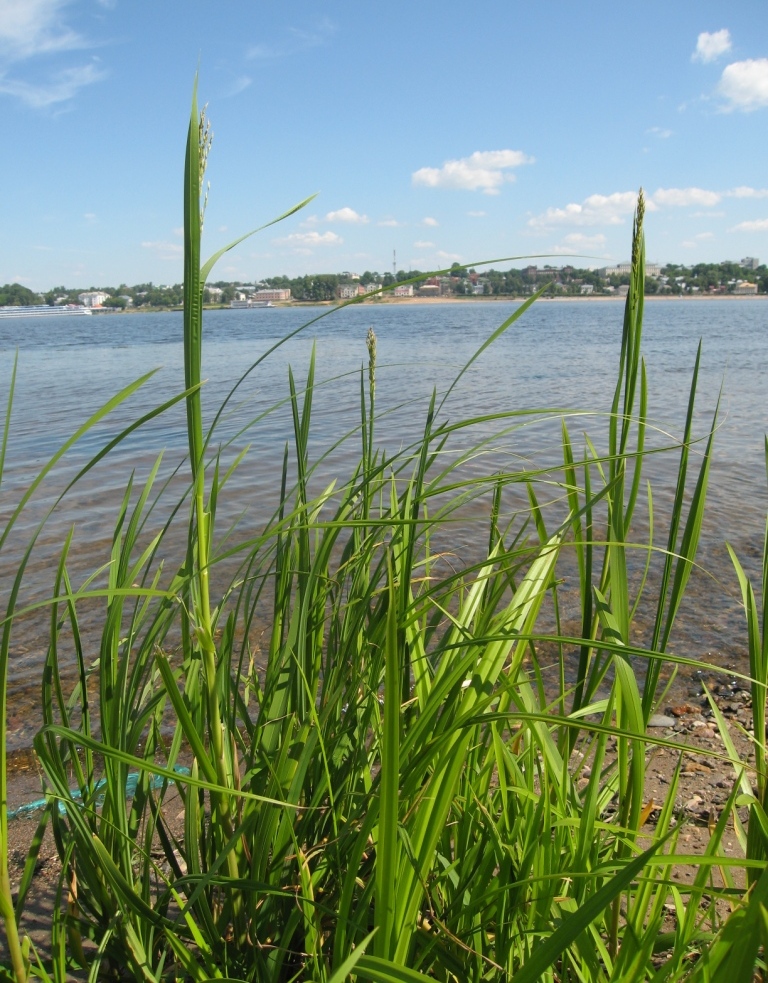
top-left (2, 0), bottom-right (768, 290)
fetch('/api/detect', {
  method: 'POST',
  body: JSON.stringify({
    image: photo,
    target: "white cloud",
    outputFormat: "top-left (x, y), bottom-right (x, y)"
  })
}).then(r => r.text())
top-left (730, 218), bottom-right (768, 232)
top-left (436, 250), bottom-right (462, 262)
top-left (0, 62), bottom-right (105, 107)
top-left (277, 231), bottom-right (343, 247)
top-left (718, 59), bottom-right (768, 111)
top-left (141, 240), bottom-right (183, 261)
top-left (0, 1), bottom-right (107, 107)
top-left (467, 210), bottom-right (486, 217)
top-left (652, 187), bottom-right (721, 207)
top-left (528, 191), bottom-right (643, 229)
top-left (0, 0), bottom-right (85, 61)
top-left (692, 29), bottom-right (732, 63)
top-left (412, 149), bottom-right (534, 194)
top-left (413, 240), bottom-right (435, 249)
top-left (325, 207), bottom-right (369, 224)
top-left (422, 217), bottom-right (439, 227)
top-left (727, 186), bottom-right (768, 198)
top-left (646, 126), bottom-right (673, 138)
top-left (378, 218), bottom-right (402, 227)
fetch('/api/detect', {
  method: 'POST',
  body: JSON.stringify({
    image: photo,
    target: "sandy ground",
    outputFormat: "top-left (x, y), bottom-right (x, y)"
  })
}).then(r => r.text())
top-left (0, 677), bottom-right (757, 975)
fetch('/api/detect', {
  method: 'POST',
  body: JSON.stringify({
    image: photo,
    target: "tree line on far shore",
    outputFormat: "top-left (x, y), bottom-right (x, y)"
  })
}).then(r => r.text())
top-left (2, 258), bottom-right (765, 310)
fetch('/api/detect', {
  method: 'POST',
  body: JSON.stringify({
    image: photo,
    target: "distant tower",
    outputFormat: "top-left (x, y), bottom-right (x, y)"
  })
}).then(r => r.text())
top-left (393, 250), bottom-right (397, 278)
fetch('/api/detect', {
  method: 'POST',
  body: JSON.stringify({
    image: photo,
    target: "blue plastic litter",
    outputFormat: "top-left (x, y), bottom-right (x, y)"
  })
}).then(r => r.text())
top-left (7, 766), bottom-right (191, 820)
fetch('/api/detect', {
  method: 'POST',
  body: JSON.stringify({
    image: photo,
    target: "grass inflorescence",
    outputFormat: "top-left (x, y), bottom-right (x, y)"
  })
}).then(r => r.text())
top-left (1, 82), bottom-right (768, 982)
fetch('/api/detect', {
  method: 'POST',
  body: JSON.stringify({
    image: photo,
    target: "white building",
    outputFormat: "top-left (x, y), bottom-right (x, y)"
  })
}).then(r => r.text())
top-left (393, 284), bottom-right (414, 297)
top-left (336, 284), bottom-right (358, 300)
top-left (78, 291), bottom-right (110, 307)
top-left (254, 288), bottom-right (291, 302)
top-left (742, 257), bottom-right (760, 270)
top-left (599, 262), bottom-right (661, 278)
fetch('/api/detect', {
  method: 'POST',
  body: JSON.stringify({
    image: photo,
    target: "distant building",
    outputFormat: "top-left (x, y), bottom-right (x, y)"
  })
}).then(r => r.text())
top-left (336, 284), bottom-right (358, 300)
top-left (742, 257), bottom-right (760, 270)
top-left (733, 281), bottom-right (758, 295)
top-left (254, 288), bottom-right (291, 301)
top-left (580, 284), bottom-right (594, 295)
top-left (206, 286), bottom-right (224, 300)
top-left (417, 284), bottom-right (440, 296)
top-left (393, 284), bottom-right (414, 297)
top-left (78, 291), bottom-right (109, 307)
top-left (357, 283), bottom-right (381, 297)
top-left (599, 263), bottom-right (661, 278)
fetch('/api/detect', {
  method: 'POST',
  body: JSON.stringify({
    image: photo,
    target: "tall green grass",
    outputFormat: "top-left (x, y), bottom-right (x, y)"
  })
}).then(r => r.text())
top-left (1, 83), bottom-right (767, 981)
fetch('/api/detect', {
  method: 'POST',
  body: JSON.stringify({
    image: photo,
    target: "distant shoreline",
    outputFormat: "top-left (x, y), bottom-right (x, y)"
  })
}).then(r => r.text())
top-left (77, 293), bottom-right (766, 315)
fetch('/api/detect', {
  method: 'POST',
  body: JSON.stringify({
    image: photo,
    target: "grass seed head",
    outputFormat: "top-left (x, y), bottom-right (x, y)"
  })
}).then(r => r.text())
top-left (366, 326), bottom-right (377, 398)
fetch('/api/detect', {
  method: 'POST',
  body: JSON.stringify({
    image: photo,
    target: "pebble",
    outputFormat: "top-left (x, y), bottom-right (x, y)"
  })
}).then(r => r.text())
top-left (649, 715), bottom-right (676, 728)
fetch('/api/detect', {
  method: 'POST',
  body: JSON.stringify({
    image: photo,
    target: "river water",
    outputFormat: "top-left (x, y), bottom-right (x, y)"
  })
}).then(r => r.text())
top-left (1, 298), bottom-right (766, 751)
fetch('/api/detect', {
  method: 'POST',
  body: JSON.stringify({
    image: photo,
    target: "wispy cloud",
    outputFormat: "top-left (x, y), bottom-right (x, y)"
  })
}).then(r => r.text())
top-left (325, 207), bottom-right (369, 224)
top-left (692, 29), bottom-right (731, 63)
top-left (422, 217), bottom-right (439, 227)
top-left (718, 58), bottom-right (768, 111)
top-left (0, 62), bottom-right (105, 107)
top-left (467, 210), bottom-right (486, 217)
top-left (413, 150), bottom-right (534, 194)
top-left (413, 240), bottom-right (435, 249)
top-left (247, 18), bottom-right (336, 60)
top-left (436, 250), bottom-right (461, 262)
top-left (0, 0), bottom-right (85, 61)
top-left (223, 75), bottom-right (252, 97)
top-left (0, 0), bottom-right (107, 107)
top-left (730, 218), bottom-right (768, 232)
top-left (558, 232), bottom-right (607, 248)
top-left (142, 240), bottom-right (183, 261)
top-left (646, 126), bottom-right (673, 138)
top-left (682, 232), bottom-right (716, 248)
top-left (378, 218), bottom-right (403, 227)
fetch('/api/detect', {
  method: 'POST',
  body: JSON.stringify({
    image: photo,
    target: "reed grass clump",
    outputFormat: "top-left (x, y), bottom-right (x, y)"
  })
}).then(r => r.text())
top-left (1, 82), bottom-right (768, 981)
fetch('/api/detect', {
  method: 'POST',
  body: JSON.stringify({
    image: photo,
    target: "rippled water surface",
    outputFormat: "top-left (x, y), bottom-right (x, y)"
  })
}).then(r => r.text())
top-left (1, 298), bottom-right (767, 750)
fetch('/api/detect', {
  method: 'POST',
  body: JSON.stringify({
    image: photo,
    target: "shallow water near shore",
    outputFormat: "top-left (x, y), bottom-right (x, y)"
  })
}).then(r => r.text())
top-left (1, 298), bottom-right (766, 753)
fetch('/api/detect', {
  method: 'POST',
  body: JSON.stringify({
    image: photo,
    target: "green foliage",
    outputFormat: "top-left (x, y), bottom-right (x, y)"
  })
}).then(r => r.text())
top-left (0, 284), bottom-right (42, 307)
top-left (2, 89), bottom-right (767, 983)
